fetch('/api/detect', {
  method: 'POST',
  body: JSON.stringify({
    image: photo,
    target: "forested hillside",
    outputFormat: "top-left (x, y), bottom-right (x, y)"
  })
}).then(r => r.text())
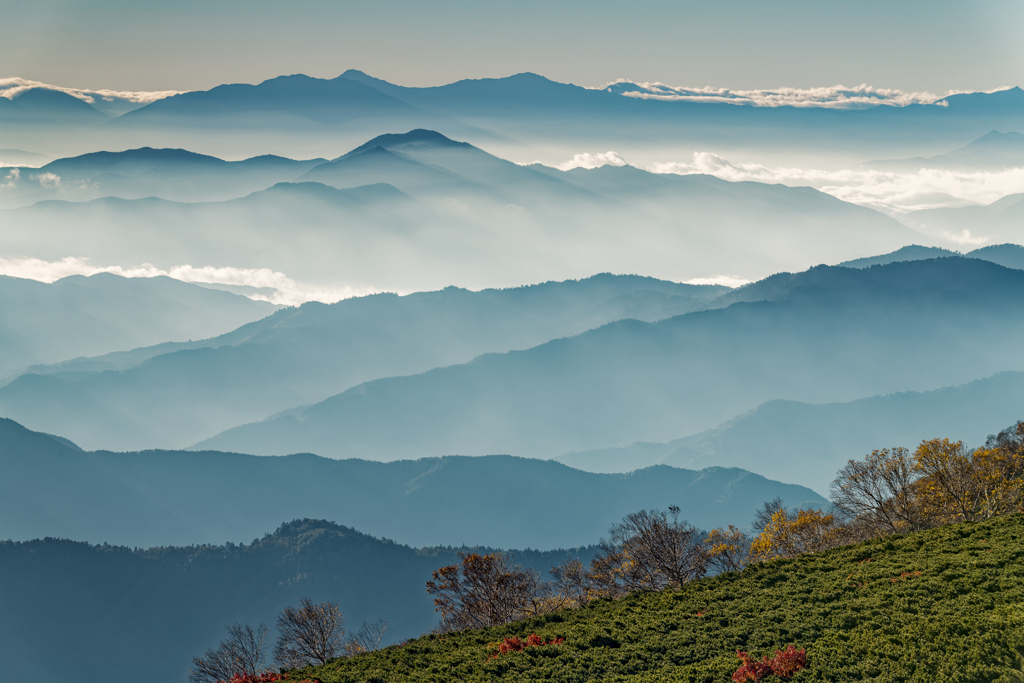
top-left (0, 520), bottom-right (591, 683)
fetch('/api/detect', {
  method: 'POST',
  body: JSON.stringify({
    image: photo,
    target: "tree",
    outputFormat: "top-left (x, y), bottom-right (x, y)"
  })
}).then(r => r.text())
top-left (831, 447), bottom-right (925, 535)
top-left (344, 618), bottom-right (391, 656)
top-left (752, 498), bottom-right (787, 534)
top-left (426, 552), bottom-right (542, 632)
top-left (189, 623), bottom-right (269, 683)
top-left (913, 438), bottom-right (984, 524)
top-left (548, 558), bottom-right (593, 609)
top-left (273, 597), bottom-right (345, 668)
top-left (588, 506), bottom-right (708, 596)
top-left (705, 525), bottom-right (751, 574)
top-left (750, 508), bottom-right (846, 562)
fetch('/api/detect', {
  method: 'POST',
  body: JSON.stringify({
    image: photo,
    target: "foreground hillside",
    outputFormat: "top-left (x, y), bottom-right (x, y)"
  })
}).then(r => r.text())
top-left (304, 514), bottom-right (1024, 682)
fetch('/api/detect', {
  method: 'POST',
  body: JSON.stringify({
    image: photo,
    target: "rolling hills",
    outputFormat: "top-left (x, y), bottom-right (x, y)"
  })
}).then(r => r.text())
top-left (0, 417), bottom-right (825, 549)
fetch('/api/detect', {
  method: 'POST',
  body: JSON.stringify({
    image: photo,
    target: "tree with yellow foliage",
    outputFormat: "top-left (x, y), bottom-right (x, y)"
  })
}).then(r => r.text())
top-left (749, 508), bottom-right (846, 562)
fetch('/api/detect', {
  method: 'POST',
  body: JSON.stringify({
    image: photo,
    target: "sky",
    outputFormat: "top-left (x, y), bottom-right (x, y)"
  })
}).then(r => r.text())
top-left (1, 0), bottom-right (1022, 94)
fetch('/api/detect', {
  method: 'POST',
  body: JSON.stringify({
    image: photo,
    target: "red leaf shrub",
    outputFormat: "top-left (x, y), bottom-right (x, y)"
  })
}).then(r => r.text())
top-left (218, 673), bottom-right (289, 683)
top-left (489, 633), bottom-right (564, 659)
top-left (732, 645), bottom-right (807, 681)
top-left (770, 645), bottom-right (808, 677)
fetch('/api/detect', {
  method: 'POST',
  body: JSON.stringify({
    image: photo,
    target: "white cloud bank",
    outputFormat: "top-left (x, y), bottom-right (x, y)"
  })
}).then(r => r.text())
top-left (0, 256), bottom-right (376, 306)
top-left (554, 150), bottom-right (1024, 214)
top-left (684, 275), bottom-right (751, 288)
top-left (647, 153), bottom-right (1024, 214)
top-left (0, 77), bottom-right (184, 105)
top-left (556, 151), bottom-right (628, 171)
top-left (594, 81), bottom-right (1016, 109)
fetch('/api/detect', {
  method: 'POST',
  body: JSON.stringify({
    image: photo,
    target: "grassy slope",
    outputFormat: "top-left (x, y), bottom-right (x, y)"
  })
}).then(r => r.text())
top-left (300, 514), bottom-right (1024, 682)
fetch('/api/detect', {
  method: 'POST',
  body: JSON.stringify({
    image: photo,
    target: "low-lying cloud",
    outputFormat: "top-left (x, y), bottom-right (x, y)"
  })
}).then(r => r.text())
top-left (647, 153), bottom-right (1024, 214)
top-left (554, 150), bottom-right (1024, 214)
top-left (0, 76), bottom-right (185, 105)
top-left (1, 168), bottom-right (19, 188)
top-left (684, 275), bottom-right (751, 288)
top-left (0, 256), bottom-right (377, 306)
top-left (595, 81), bottom-right (1003, 109)
top-left (556, 151), bottom-right (628, 171)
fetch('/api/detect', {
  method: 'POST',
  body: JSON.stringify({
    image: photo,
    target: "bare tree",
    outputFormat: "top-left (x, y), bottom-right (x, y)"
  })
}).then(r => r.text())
top-left (273, 597), bottom-right (345, 668)
top-left (753, 498), bottom-right (788, 533)
top-left (426, 552), bottom-right (542, 632)
top-left (344, 618), bottom-right (391, 656)
top-left (189, 623), bottom-right (268, 683)
top-left (831, 447), bottom-right (925, 535)
top-left (589, 506), bottom-right (708, 596)
top-left (548, 558), bottom-right (593, 609)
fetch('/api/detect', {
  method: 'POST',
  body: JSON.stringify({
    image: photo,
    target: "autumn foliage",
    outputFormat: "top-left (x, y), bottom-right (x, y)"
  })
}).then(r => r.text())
top-left (732, 645), bottom-right (808, 681)
top-left (489, 633), bottom-right (565, 659)
top-left (216, 673), bottom-right (288, 683)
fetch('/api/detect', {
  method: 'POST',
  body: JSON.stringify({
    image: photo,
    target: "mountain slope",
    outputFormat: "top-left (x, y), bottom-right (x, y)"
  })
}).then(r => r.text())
top-left (0, 272), bottom-right (277, 377)
top-left (309, 514), bottom-right (1024, 683)
top-left (198, 258), bottom-right (1024, 466)
top-left (557, 372), bottom-right (1024, 495)
top-left (0, 274), bottom-right (725, 450)
top-left (0, 412), bottom-right (826, 549)
top-left (901, 194), bottom-right (1024, 245)
top-left (866, 129), bottom-right (1024, 170)
top-left (0, 519), bottom-right (589, 683)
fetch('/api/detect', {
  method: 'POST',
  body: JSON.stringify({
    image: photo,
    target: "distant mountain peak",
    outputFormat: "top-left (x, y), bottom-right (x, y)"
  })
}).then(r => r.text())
top-left (337, 129), bottom-right (471, 160)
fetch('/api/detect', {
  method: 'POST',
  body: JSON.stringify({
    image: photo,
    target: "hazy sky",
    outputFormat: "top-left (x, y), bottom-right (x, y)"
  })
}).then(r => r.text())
top-left (1, 0), bottom-right (1022, 94)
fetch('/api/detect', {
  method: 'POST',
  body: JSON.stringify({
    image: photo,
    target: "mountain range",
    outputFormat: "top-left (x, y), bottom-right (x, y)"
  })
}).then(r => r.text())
top-left (194, 258), bottom-right (1024, 480)
top-left (0, 417), bottom-right (825, 549)
top-left (4, 75), bottom-right (1024, 165)
top-left (0, 274), bottom-right (725, 450)
top-left (0, 130), bottom-right (918, 292)
top-left (0, 273), bottom-right (276, 377)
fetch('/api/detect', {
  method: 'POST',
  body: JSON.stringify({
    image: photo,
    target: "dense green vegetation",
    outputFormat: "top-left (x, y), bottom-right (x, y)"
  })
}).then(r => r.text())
top-left (296, 514), bottom-right (1024, 682)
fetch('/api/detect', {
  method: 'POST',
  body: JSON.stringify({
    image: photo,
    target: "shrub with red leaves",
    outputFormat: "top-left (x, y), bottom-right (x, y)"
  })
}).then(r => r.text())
top-left (490, 633), bottom-right (565, 659)
top-left (732, 645), bottom-right (807, 681)
top-left (218, 673), bottom-right (288, 683)
top-left (770, 645), bottom-right (808, 677)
